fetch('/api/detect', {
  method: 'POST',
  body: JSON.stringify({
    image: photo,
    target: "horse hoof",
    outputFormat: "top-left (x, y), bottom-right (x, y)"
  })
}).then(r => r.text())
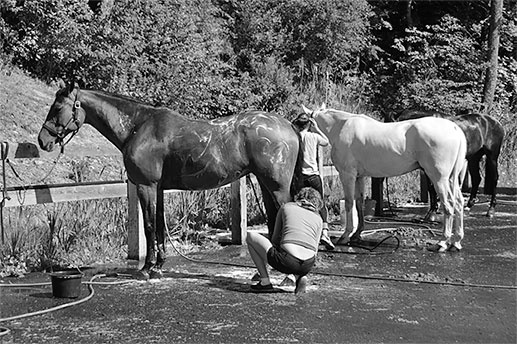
top-left (426, 243), bottom-right (447, 253)
top-left (424, 212), bottom-right (439, 222)
top-left (349, 234), bottom-right (362, 244)
top-left (486, 208), bottom-right (495, 218)
top-left (150, 269), bottom-right (163, 279)
top-left (137, 270), bottom-right (150, 280)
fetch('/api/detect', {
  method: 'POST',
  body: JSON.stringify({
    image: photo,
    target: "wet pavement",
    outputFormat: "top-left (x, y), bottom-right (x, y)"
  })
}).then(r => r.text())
top-left (1, 194), bottom-right (516, 343)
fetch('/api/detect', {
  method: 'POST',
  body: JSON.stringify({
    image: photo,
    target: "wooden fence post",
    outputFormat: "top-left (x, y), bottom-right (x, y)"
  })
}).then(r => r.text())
top-left (230, 177), bottom-right (247, 244)
top-left (127, 181), bottom-right (146, 261)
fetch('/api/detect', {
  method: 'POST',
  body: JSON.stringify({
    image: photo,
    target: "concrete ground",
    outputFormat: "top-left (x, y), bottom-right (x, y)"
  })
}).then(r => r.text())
top-left (1, 193), bottom-right (516, 343)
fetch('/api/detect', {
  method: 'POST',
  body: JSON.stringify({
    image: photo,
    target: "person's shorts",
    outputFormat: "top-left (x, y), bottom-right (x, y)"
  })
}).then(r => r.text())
top-left (267, 246), bottom-right (315, 276)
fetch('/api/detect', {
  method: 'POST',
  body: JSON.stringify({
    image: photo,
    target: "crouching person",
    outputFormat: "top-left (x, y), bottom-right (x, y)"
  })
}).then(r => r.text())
top-left (246, 187), bottom-right (323, 294)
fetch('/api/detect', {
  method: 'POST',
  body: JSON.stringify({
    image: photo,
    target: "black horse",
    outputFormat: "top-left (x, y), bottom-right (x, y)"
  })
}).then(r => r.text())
top-left (38, 80), bottom-right (303, 278)
top-left (397, 110), bottom-right (505, 218)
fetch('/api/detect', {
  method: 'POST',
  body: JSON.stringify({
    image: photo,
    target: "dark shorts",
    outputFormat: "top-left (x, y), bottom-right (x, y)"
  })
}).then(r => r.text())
top-left (267, 246), bottom-right (315, 277)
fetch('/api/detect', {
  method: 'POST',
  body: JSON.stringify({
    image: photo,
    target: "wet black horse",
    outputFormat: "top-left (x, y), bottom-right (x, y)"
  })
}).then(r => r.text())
top-left (396, 110), bottom-right (505, 218)
top-left (38, 81), bottom-right (303, 278)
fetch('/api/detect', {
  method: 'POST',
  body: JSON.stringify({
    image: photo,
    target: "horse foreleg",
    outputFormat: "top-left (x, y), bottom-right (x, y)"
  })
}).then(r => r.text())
top-left (424, 173), bottom-right (440, 222)
top-left (353, 177), bottom-right (365, 241)
top-left (155, 187), bottom-right (166, 275)
top-left (137, 184), bottom-right (158, 279)
top-left (336, 171), bottom-right (357, 244)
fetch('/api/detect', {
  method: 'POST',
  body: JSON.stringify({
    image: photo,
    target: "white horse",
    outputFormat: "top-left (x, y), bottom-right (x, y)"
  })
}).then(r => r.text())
top-left (303, 104), bottom-right (468, 252)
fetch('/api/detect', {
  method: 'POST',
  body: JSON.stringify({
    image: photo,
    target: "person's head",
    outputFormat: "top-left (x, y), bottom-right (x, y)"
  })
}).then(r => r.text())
top-left (293, 113), bottom-right (311, 130)
top-left (294, 187), bottom-right (323, 212)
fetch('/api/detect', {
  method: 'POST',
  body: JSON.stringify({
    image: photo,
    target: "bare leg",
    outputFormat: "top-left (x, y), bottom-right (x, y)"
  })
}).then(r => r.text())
top-left (246, 232), bottom-right (273, 283)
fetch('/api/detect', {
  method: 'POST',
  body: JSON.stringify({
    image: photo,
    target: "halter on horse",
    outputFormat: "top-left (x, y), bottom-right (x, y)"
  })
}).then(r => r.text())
top-left (38, 81), bottom-right (303, 278)
top-left (303, 104), bottom-right (467, 252)
top-left (397, 110), bottom-right (505, 218)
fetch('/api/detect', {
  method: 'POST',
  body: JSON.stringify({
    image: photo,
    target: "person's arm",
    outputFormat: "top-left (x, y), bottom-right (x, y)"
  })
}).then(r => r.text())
top-left (309, 119), bottom-right (329, 146)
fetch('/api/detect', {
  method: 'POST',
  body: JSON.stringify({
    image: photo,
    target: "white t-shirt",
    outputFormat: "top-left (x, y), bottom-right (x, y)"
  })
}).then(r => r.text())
top-left (300, 131), bottom-right (327, 175)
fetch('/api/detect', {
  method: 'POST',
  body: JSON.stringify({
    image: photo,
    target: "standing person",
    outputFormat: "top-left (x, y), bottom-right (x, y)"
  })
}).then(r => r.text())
top-left (247, 187), bottom-right (324, 294)
top-left (293, 113), bottom-right (335, 250)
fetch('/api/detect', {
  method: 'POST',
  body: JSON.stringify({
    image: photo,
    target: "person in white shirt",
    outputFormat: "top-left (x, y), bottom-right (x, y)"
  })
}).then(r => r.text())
top-left (293, 113), bottom-right (335, 250)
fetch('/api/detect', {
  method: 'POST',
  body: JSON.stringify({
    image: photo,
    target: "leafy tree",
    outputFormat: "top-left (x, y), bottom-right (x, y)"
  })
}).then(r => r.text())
top-left (0, 0), bottom-right (93, 81)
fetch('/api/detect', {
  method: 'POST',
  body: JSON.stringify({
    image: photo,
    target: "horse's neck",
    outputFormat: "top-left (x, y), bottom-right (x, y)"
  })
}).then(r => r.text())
top-left (79, 90), bottom-right (143, 151)
top-left (314, 109), bottom-right (352, 136)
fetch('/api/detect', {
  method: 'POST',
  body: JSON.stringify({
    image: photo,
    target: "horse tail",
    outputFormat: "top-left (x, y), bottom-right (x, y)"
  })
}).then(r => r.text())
top-left (290, 123), bottom-right (305, 197)
top-left (483, 117), bottom-right (505, 195)
top-left (454, 128), bottom-right (468, 191)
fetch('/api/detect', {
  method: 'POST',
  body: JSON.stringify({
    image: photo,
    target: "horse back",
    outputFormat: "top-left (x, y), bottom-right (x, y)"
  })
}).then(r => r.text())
top-left (123, 109), bottom-right (298, 190)
top-left (453, 113), bottom-right (505, 157)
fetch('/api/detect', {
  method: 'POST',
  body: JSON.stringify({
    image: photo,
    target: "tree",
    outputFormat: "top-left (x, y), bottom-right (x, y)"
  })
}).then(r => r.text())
top-left (482, 0), bottom-right (504, 113)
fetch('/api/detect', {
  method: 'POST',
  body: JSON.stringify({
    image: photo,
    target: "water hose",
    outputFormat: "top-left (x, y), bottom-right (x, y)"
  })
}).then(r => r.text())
top-left (167, 218), bottom-right (517, 291)
top-left (0, 272), bottom-right (135, 338)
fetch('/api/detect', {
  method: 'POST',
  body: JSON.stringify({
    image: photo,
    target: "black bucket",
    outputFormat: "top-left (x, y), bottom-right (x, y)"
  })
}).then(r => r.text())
top-left (50, 271), bottom-right (83, 298)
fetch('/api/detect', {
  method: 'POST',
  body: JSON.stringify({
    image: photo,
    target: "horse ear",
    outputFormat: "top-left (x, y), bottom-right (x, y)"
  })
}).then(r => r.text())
top-left (320, 102), bottom-right (326, 110)
top-left (57, 79), bottom-right (66, 89)
top-left (302, 105), bottom-right (312, 114)
top-left (66, 78), bottom-right (81, 97)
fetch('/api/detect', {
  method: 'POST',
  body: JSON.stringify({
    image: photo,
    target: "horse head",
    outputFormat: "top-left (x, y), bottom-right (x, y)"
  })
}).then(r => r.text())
top-left (302, 103), bottom-right (327, 119)
top-left (38, 80), bottom-right (86, 152)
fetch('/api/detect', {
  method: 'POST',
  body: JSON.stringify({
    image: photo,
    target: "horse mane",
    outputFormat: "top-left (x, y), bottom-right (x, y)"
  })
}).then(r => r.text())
top-left (87, 89), bottom-right (156, 107)
top-left (325, 108), bottom-right (373, 121)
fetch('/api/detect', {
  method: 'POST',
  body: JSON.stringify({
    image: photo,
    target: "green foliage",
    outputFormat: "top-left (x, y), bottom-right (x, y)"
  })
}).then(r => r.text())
top-left (86, 0), bottom-right (247, 118)
top-left (224, 0), bottom-right (372, 82)
top-left (371, 14), bottom-right (487, 116)
top-left (0, 0), bottom-right (93, 81)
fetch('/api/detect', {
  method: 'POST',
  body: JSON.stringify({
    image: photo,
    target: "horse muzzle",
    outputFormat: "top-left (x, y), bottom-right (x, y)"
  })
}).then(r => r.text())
top-left (38, 128), bottom-right (57, 152)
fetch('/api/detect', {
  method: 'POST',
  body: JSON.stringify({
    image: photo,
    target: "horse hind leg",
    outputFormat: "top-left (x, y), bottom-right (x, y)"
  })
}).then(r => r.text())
top-left (257, 179), bottom-right (289, 238)
top-left (484, 154), bottom-right (499, 217)
top-left (430, 178), bottom-right (455, 252)
top-left (452, 184), bottom-right (464, 250)
top-left (465, 152), bottom-right (483, 211)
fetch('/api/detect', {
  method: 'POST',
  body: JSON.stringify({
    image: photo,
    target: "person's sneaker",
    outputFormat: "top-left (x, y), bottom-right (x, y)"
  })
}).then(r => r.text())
top-left (320, 231), bottom-right (335, 250)
top-left (250, 282), bottom-right (274, 292)
top-left (447, 245), bottom-right (461, 253)
top-left (295, 276), bottom-right (308, 294)
top-left (427, 243), bottom-right (448, 253)
top-left (251, 272), bottom-right (261, 282)
top-left (280, 275), bottom-right (296, 286)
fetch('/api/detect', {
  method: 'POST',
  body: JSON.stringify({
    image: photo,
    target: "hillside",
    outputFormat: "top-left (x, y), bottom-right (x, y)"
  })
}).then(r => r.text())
top-left (0, 66), bottom-right (124, 187)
